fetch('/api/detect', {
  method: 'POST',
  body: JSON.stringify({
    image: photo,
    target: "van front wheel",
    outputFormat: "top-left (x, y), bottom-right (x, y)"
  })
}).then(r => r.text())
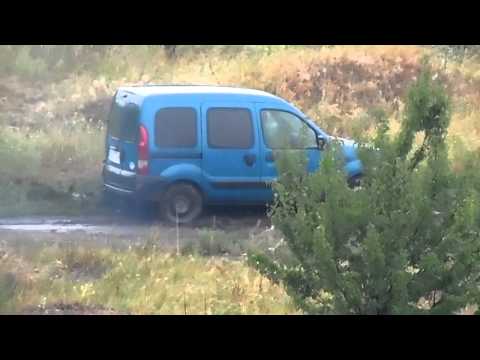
top-left (161, 183), bottom-right (203, 224)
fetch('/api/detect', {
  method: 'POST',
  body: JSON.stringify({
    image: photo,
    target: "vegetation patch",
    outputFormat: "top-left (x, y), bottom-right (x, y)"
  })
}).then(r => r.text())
top-left (0, 239), bottom-right (296, 315)
top-left (249, 60), bottom-right (480, 315)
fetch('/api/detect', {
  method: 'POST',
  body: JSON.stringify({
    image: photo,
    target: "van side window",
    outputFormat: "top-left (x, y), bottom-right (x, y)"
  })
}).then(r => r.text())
top-left (260, 110), bottom-right (317, 149)
top-left (207, 108), bottom-right (253, 149)
top-left (155, 108), bottom-right (197, 148)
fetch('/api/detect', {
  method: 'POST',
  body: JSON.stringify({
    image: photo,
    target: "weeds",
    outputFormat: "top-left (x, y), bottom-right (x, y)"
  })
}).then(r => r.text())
top-left (0, 241), bottom-right (297, 315)
top-left (0, 124), bottom-right (105, 216)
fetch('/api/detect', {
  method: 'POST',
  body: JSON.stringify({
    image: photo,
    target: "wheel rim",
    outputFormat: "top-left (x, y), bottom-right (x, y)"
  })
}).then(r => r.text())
top-left (173, 196), bottom-right (190, 216)
top-left (163, 185), bottom-right (202, 223)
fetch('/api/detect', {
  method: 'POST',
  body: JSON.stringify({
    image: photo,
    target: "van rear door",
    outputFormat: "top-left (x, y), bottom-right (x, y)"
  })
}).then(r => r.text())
top-left (105, 93), bottom-right (140, 175)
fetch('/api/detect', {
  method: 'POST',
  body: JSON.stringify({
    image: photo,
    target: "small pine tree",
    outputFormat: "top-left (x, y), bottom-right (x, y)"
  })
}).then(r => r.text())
top-left (249, 59), bottom-right (480, 314)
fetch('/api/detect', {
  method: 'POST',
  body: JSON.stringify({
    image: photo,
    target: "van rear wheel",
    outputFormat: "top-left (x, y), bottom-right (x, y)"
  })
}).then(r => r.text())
top-left (161, 183), bottom-right (203, 224)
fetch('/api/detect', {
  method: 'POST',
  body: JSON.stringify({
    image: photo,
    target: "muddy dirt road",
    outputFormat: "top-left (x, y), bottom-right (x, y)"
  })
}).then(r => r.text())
top-left (0, 206), bottom-right (273, 250)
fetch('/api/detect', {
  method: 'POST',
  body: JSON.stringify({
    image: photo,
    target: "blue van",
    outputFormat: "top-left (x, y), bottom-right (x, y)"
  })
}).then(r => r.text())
top-left (102, 85), bottom-right (362, 223)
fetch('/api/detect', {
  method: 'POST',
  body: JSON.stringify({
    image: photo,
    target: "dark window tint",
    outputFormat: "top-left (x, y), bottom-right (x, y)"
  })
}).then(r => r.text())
top-left (108, 101), bottom-right (140, 142)
top-left (155, 108), bottom-right (197, 148)
top-left (207, 108), bottom-right (253, 149)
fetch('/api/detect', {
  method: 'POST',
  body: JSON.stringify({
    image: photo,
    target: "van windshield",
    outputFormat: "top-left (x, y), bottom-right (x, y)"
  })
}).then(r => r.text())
top-left (107, 100), bottom-right (139, 142)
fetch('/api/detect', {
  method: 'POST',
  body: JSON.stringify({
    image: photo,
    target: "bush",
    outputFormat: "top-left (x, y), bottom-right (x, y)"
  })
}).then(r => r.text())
top-left (13, 47), bottom-right (48, 80)
top-left (249, 60), bottom-right (480, 314)
top-left (182, 229), bottom-right (252, 257)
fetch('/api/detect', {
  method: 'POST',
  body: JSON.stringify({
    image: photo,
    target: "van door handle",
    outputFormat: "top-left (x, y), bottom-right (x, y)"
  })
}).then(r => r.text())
top-left (243, 154), bottom-right (256, 167)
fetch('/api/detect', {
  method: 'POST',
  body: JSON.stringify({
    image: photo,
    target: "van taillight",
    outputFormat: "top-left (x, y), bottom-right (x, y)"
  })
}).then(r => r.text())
top-left (138, 125), bottom-right (149, 175)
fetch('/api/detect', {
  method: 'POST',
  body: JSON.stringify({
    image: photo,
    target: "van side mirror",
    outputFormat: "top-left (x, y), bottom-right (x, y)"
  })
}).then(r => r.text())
top-left (317, 136), bottom-right (327, 151)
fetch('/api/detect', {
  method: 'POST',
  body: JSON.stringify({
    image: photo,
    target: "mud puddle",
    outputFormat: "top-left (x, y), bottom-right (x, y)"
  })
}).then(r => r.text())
top-left (0, 206), bottom-right (269, 236)
top-left (0, 216), bottom-right (143, 235)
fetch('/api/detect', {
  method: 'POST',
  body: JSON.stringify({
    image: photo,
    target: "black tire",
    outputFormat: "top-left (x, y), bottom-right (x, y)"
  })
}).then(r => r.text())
top-left (348, 174), bottom-right (362, 189)
top-left (160, 183), bottom-right (203, 224)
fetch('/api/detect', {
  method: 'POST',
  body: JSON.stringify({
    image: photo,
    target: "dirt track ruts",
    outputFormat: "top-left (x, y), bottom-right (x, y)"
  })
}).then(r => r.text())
top-left (0, 206), bottom-right (272, 249)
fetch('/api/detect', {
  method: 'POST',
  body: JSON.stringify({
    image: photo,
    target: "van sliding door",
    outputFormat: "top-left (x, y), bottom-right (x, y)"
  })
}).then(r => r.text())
top-left (201, 102), bottom-right (263, 204)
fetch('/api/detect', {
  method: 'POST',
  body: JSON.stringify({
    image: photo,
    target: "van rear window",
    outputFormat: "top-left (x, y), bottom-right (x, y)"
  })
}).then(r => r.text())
top-left (155, 108), bottom-right (197, 148)
top-left (107, 101), bottom-right (139, 142)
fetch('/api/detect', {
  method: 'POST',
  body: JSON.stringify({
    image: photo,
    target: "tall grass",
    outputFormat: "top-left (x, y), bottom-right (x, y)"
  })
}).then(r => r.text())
top-left (0, 242), bottom-right (297, 314)
top-left (0, 123), bottom-right (104, 216)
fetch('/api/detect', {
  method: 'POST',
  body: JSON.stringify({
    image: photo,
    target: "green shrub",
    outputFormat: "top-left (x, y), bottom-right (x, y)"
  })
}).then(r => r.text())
top-left (249, 60), bottom-right (480, 314)
top-left (13, 47), bottom-right (48, 80)
top-left (185, 229), bottom-right (245, 257)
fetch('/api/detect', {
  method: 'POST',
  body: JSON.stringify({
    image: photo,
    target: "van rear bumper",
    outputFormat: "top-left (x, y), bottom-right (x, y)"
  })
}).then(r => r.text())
top-left (104, 183), bottom-right (135, 196)
top-left (102, 165), bottom-right (168, 200)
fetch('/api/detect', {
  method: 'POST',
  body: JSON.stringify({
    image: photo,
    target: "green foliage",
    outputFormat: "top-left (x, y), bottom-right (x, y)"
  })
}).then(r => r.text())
top-left (0, 125), bottom-right (104, 217)
top-left (249, 60), bottom-right (480, 314)
top-left (0, 243), bottom-right (297, 315)
top-left (12, 46), bottom-right (48, 80)
top-left (396, 57), bottom-right (451, 170)
top-left (187, 229), bottom-right (245, 257)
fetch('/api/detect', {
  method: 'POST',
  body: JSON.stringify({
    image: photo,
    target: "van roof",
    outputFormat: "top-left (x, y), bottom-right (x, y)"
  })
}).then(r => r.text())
top-left (118, 85), bottom-right (281, 101)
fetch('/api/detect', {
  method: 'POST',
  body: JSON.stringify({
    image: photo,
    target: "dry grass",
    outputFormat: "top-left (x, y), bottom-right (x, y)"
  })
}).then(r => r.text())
top-left (78, 45), bottom-right (480, 146)
top-left (0, 240), bottom-right (297, 315)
